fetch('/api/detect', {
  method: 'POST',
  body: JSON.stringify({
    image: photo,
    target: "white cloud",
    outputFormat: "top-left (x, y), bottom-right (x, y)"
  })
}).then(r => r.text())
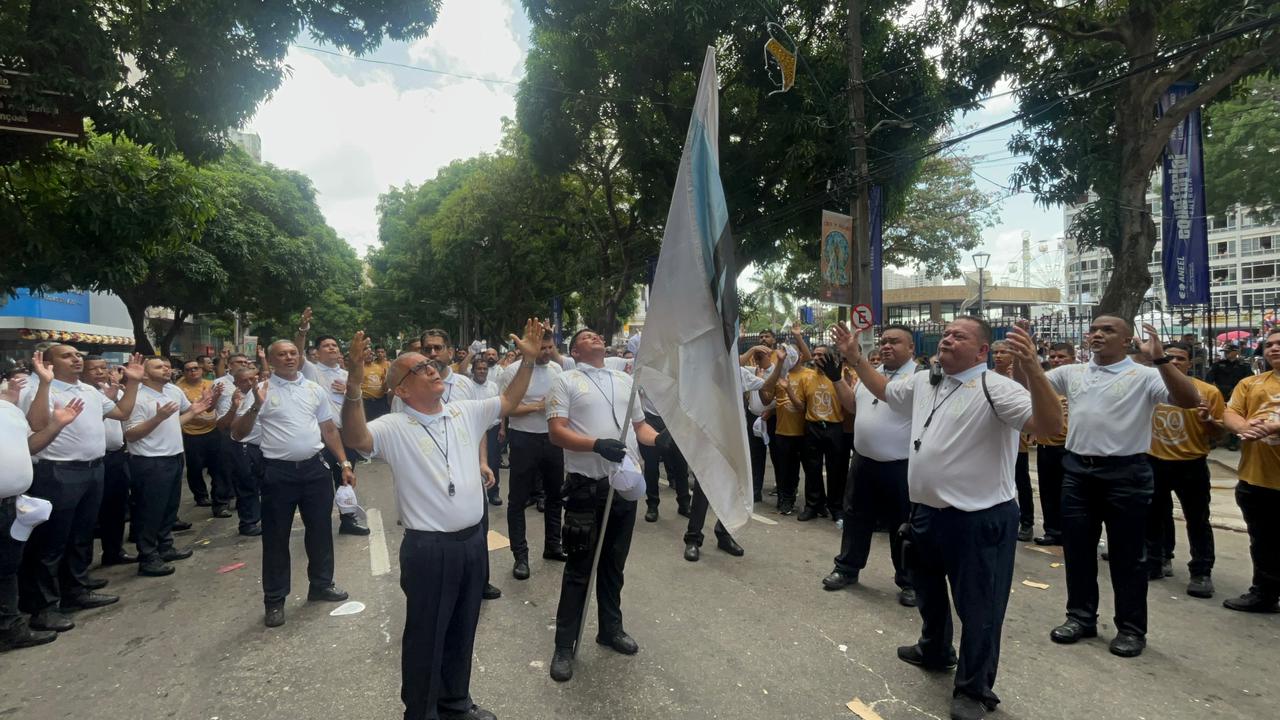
top-left (246, 1), bottom-right (526, 254)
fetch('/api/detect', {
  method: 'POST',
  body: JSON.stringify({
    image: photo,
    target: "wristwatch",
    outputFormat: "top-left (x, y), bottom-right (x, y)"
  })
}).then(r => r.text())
top-left (340, 461), bottom-right (353, 469)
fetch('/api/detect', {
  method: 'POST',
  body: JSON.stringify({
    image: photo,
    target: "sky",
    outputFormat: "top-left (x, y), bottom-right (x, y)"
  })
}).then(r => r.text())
top-left (248, 0), bottom-right (1064, 288)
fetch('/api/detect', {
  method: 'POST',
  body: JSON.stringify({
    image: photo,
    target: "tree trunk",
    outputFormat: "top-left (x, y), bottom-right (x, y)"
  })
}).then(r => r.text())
top-left (123, 299), bottom-right (156, 355)
top-left (1096, 174), bottom-right (1156, 321)
top-left (155, 309), bottom-right (188, 359)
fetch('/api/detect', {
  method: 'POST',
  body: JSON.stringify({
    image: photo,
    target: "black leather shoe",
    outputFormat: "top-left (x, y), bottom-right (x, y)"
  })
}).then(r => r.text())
top-left (100, 551), bottom-right (138, 566)
top-left (440, 705), bottom-right (498, 720)
top-left (550, 647), bottom-right (574, 682)
top-left (536, 498), bottom-right (546, 513)
top-left (542, 546), bottom-right (569, 562)
top-left (596, 631), bottom-right (639, 655)
top-left (717, 536), bottom-right (745, 557)
top-left (482, 583), bottom-right (502, 600)
top-left (307, 585), bottom-right (349, 602)
top-left (1050, 619), bottom-right (1098, 644)
top-left (1223, 591), bottom-right (1280, 613)
top-left (777, 501), bottom-right (794, 516)
top-left (240, 524), bottom-right (263, 537)
top-left (172, 520), bottom-right (193, 532)
top-left (1109, 632), bottom-right (1146, 658)
top-left (1017, 524), bottom-right (1034, 542)
top-left (684, 543), bottom-right (700, 562)
top-left (160, 548), bottom-right (193, 562)
top-left (896, 643), bottom-right (957, 671)
top-left (85, 577), bottom-right (109, 590)
top-left (1147, 564), bottom-right (1166, 581)
top-left (796, 507), bottom-right (819, 521)
top-left (264, 606), bottom-right (285, 628)
top-left (1162, 559), bottom-right (1173, 577)
top-left (212, 506), bottom-right (233, 519)
top-left (138, 560), bottom-right (175, 577)
top-left (1033, 534), bottom-right (1061, 546)
top-left (0, 625), bottom-right (58, 651)
top-left (1187, 575), bottom-right (1214, 598)
top-left (644, 507), bottom-right (659, 523)
top-left (513, 560), bottom-right (530, 580)
top-left (28, 610), bottom-right (75, 632)
top-left (488, 493), bottom-right (503, 507)
top-left (677, 504), bottom-right (691, 518)
top-left (897, 588), bottom-right (917, 607)
top-left (822, 570), bottom-right (858, 590)
top-left (950, 694), bottom-right (989, 720)
top-left (195, 498), bottom-right (212, 507)
top-left (61, 592), bottom-right (119, 611)
top-left (338, 515), bottom-right (371, 536)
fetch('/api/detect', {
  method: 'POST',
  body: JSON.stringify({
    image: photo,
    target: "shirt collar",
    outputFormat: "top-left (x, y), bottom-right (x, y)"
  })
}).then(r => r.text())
top-left (579, 363), bottom-right (611, 375)
top-left (1088, 356), bottom-right (1135, 374)
top-left (402, 404), bottom-right (447, 427)
top-left (275, 373), bottom-right (307, 386)
top-left (442, 372), bottom-right (457, 386)
top-left (50, 378), bottom-right (79, 391)
top-left (948, 362), bottom-right (988, 384)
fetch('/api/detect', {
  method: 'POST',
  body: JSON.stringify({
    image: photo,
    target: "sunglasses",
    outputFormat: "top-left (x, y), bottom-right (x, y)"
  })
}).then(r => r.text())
top-left (394, 361), bottom-right (434, 390)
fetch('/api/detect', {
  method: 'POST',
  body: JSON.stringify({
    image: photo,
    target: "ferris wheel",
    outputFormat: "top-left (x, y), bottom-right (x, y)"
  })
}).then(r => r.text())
top-left (997, 231), bottom-right (1067, 293)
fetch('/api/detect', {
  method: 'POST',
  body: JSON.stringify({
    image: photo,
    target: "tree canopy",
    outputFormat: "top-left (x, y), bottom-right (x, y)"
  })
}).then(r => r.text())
top-left (1205, 73), bottom-right (1280, 223)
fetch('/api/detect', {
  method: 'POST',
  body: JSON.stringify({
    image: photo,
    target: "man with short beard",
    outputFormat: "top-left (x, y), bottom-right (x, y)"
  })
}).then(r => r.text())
top-left (217, 366), bottom-right (264, 536)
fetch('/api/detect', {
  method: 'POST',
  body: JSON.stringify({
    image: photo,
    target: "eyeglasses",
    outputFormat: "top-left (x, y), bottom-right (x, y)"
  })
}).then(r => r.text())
top-left (395, 361), bottom-right (433, 390)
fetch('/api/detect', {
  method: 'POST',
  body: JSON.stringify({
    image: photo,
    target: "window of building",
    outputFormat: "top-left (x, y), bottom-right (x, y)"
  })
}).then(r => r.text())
top-left (1211, 266), bottom-right (1237, 285)
top-left (1241, 289), bottom-right (1280, 308)
top-left (1214, 239), bottom-right (1236, 257)
top-left (1212, 291), bottom-right (1238, 309)
top-left (939, 302), bottom-right (959, 322)
top-left (1227, 213), bottom-right (1238, 229)
top-left (1241, 260), bottom-right (1277, 284)
top-left (1210, 215), bottom-right (1228, 231)
top-left (1241, 236), bottom-right (1274, 257)
top-left (1151, 248), bottom-right (1162, 264)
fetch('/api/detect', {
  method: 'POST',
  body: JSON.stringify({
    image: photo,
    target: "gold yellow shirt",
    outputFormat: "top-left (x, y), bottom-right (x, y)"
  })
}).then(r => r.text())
top-left (1035, 395), bottom-right (1069, 447)
top-left (361, 360), bottom-right (389, 399)
top-left (177, 379), bottom-right (216, 435)
top-left (1228, 371), bottom-right (1280, 489)
top-left (775, 367), bottom-right (814, 437)
top-left (803, 372), bottom-right (844, 424)
top-left (1149, 377), bottom-right (1223, 461)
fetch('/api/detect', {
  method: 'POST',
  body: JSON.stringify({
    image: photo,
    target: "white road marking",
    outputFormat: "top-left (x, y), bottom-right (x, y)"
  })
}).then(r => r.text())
top-left (750, 513), bottom-right (778, 526)
top-left (366, 508), bottom-right (392, 576)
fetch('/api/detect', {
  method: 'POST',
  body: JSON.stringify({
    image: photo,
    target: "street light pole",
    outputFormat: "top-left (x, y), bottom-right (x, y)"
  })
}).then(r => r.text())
top-left (973, 251), bottom-right (991, 319)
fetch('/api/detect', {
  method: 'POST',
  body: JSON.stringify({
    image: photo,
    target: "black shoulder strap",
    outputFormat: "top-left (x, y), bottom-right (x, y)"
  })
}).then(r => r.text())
top-left (980, 371), bottom-right (1003, 423)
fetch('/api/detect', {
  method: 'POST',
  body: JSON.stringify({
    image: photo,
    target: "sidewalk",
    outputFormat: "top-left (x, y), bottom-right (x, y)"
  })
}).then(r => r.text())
top-left (1028, 448), bottom-right (1246, 533)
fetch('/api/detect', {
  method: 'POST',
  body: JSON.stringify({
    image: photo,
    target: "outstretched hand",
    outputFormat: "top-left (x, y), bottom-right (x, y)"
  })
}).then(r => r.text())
top-left (511, 317), bottom-right (547, 360)
top-left (1139, 324), bottom-right (1165, 360)
top-left (31, 350), bottom-right (54, 384)
top-left (1006, 326), bottom-right (1044, 374)
top-left (347, 331), bottom-right (368, 390)
top-left (830, 323), bottom-right (864, 365)
top-left (51, 398), bottom-right (85, 427)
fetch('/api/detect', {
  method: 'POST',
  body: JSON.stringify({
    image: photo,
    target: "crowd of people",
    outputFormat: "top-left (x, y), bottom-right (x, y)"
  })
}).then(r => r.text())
top-left (2, 309), bottom-right (1277, 720)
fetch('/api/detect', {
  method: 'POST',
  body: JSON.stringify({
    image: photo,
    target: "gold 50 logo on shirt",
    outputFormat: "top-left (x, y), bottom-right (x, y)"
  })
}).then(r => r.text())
top-left (1152, 406), bottom-right (1189, 445)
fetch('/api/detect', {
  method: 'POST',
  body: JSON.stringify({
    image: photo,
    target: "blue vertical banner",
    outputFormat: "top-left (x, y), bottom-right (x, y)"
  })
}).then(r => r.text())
top-left (1159, 83), bottom-right (1209, 306)
top-left (869, 185), bottom-right (885, 324)
top-left (550, 296), bottom-right (563, 345)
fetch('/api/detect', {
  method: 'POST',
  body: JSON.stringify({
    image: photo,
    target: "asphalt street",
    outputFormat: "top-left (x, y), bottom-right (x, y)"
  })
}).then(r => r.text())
top-left (2, 459), bottom-right (1276, 720)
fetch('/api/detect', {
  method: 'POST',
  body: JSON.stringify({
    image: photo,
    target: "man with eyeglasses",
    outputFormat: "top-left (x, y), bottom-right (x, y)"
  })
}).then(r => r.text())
top-left (545, 328), bottom-right (666, 683)
top-left (295, 307), bottom-right (370, 537)
top-left (231, 340), bottom-right (354, 628)
top-left (177, 359), bottom-right (231, 518)
top-left (342, 320), bottom-right (544, 720)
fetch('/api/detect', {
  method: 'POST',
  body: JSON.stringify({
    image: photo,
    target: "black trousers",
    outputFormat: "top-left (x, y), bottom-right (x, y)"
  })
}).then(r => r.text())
top-left (639, 413), bottom-right (689, 510)
top-left (506, 430), bottom-right (564, 560)
top-left (684, 480), bottom-right (731, 546)
top-left (484, 426), bottom-right (502, 497)
top-left (1036, 444), bottom-right (1067, 539)
top-left (834, 454), bottom-right (910, 588)
top-left (98, 448), bottom-right (131, 560)
top-left (0, 497), bottom-right (24, 634)
top-left (183, 431), bottom-right (231, 508)
top-left (224, 438), bottom-right (263, 531)
top-left (260, 455), bottom-right (335, 606)
top-left (1145, 456), bottom-right (1215, 577)
top-left (771, 434), bottom-right (804, 505)
top-left (1235, 481), bottom-right (1280, 600)
top-left (1061, 453), bottom-right (1152, 637)
top-left (1015, 451), bottom-right (1035, 528)
top-left (553, 474), bottom-right (636, 649)
top-left (129, 454), bottom-right (183, 564)
top-left (323, 445), bottom-right (361, 520)
top-left (745, 411), bottom-right (773, 501)
top-left (911, 500), bottom-right (1018, 708)
top-left (802, 421), bottom-right (847, 517)
top-left (19, 461), bottom-right (104, 612)
top-left (364, 396), bottom-right (389, 421)
top-left (399, 524), bottom-right (486, 720)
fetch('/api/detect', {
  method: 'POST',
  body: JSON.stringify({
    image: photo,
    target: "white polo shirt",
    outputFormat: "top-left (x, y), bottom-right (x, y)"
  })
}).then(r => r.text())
top-left (302, 359), bottom-right (347, 429)
top-left (1047, 357), bottom-right (1169, 456)
top-left (547, 364), bottom-right (645, 478)
top-left (127, 383), bottom-right (191, 457)
top-left (366, 398), bottom-right (501, 532)
top-left (253, 374), bottom-right (332, 461)
top-left (0, 400), bottom-right (33, 498)
top-left (472, 377), bottom-right (501, 428)
top-left (557, 356), bottom-right (632, 374)
top-left (19, 378), bottom-right (116, 462)
top-left (499, 360), bottom-right (562, 434)
top-left (213, 373), bottom-right (237, 419)
top-left (883, 363), bottom-right (1033, 511)
top-left (746, 364), bottom-right (775, 416)
top-left (853, 364), bottom-right (917, 462)
top-left (233, 392), bottom-right (262, 446)
top-left (103, 387), bottom-right (125, 452)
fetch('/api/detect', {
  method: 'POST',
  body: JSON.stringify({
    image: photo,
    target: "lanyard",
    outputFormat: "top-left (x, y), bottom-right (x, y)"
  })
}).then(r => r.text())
top-left (913, 378), bottom-right (966, 452)
top-left (872, 366), bottom-right (905, 407)
top-left (417, 419), bottom-right (455, 497)
top-left (582, 370), bottom-right (622, 430)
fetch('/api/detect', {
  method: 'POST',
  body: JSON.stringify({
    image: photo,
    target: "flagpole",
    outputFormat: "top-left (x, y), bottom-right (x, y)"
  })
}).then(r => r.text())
top-left (572, 374), bottom-right (642, 659)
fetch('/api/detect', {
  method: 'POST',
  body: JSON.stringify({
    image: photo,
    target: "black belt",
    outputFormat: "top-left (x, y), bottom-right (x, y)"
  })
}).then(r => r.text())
top-left (106, 447), bottom-right (127, 456)
top-left (261, 453), bottom-right (323, 469)
top-left (808, 420), bottom-right (840, 429)
top-left (43, 458), bottom-right (103, 469)
top-left (1068, 452), bottom-right (1147, 468)
top-left (404, 522), bottom-right (482, 541)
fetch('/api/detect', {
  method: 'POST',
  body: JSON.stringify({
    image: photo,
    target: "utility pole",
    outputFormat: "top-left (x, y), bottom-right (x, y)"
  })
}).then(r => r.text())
top-left (847, 0), bottom-right (871, 308)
